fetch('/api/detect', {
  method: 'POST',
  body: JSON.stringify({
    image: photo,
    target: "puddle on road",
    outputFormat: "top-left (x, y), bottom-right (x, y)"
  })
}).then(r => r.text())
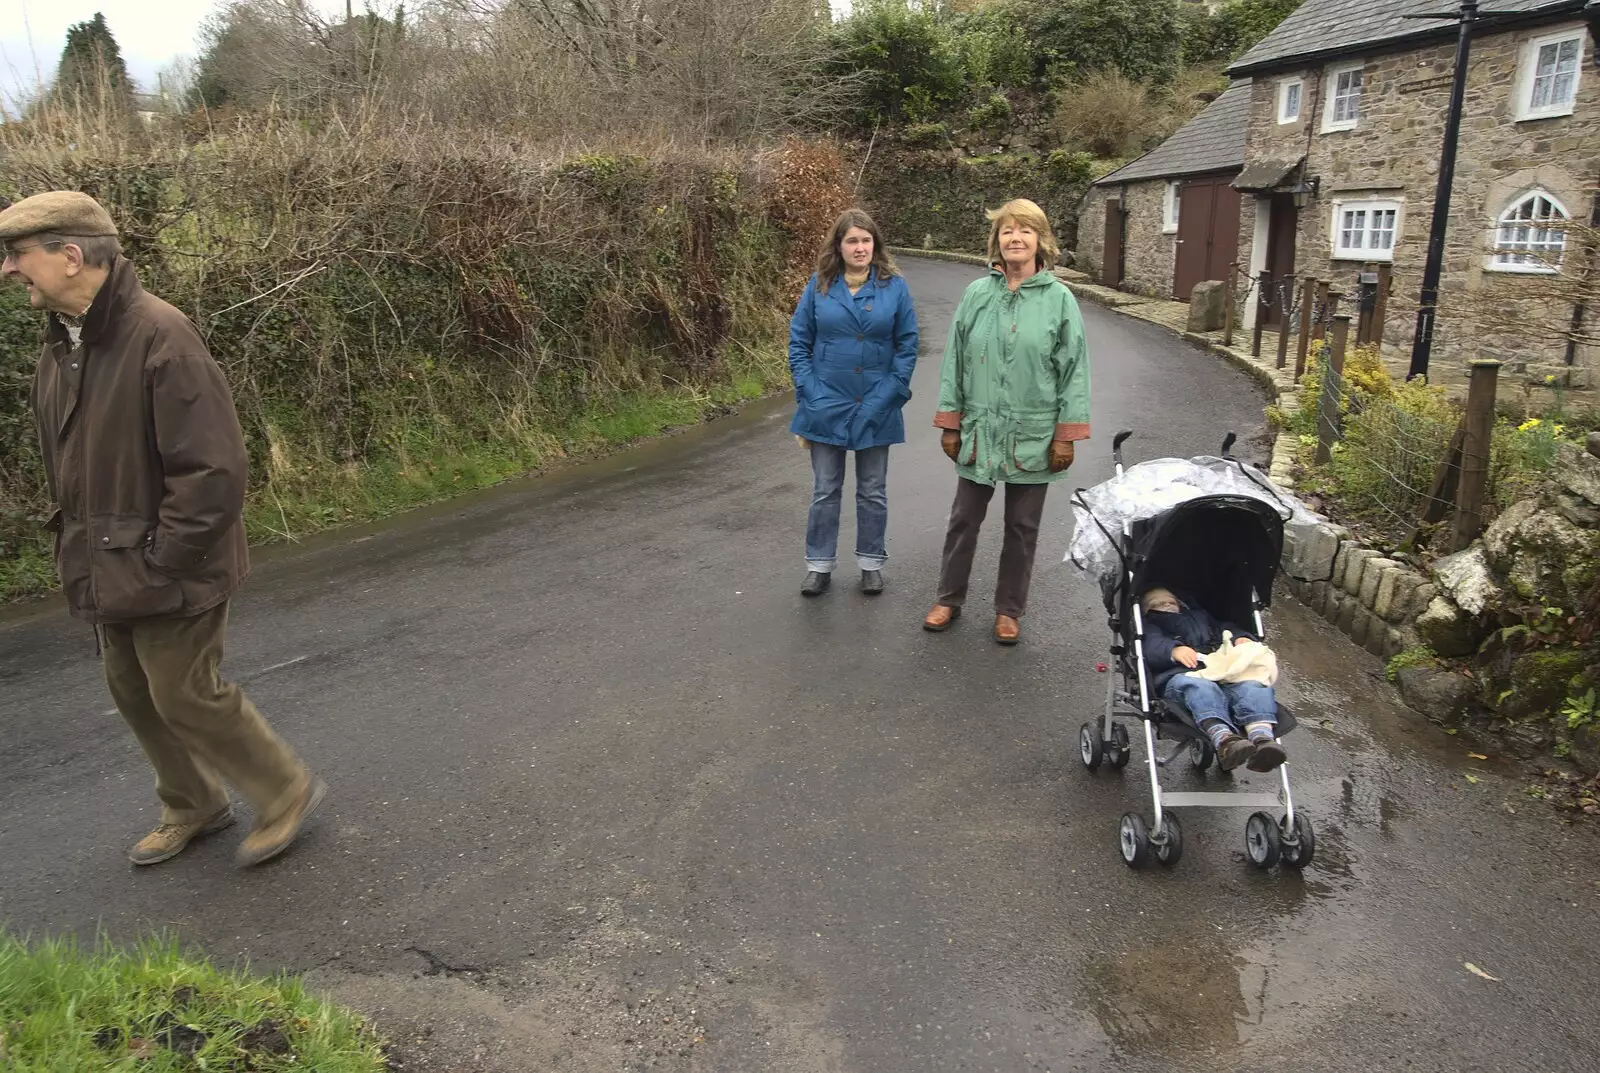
top-left (1082, 936), bottom-right (1264, 1059)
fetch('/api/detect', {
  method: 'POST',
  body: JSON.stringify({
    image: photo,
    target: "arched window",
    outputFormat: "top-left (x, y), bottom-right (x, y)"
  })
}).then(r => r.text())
top-left (1491, 190), bottom-right (1568, 272)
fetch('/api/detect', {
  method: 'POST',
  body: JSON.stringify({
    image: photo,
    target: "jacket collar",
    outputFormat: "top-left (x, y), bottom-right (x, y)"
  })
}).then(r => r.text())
top-left (822, 265), bottom-right (879, 325)
top-left (988, 266), bottom-right (1055, 291)
top-left (54, 256), bottom-right (140, 347)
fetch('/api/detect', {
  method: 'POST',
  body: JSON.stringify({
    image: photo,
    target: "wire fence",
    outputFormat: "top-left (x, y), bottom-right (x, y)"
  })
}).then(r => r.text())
top-left (1310, 358), bottom-right (1463, 545)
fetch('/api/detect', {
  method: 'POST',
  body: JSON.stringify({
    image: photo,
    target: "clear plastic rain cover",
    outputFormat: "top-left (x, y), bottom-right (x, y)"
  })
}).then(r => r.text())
top-left (1064, 455), bottom-right (1332, 590)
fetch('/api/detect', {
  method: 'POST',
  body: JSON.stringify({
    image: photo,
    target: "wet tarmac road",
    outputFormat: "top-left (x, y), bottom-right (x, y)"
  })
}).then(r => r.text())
top-left (3, 258), bottom-right (1599, 1072)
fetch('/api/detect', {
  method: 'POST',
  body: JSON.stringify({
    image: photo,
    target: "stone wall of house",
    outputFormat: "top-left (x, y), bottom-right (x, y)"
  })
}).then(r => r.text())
top-left (1122, 180), bottom-right (1177, 298)
top-left (1238, 20), bottom-right (1600, 395)
top-left (1076, 180), bottom-right (1176, 297)
top-left (1078, 186), bottom-right (1110, 280)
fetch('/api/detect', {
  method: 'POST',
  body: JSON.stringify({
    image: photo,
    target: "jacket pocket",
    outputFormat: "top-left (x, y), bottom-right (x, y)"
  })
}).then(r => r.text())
top-left (90, 514), bottom-right (183, 620)
top-left (1011, 417), bottom-right (1056, 472)
top-left (958, 415), bottom-right (980, 466)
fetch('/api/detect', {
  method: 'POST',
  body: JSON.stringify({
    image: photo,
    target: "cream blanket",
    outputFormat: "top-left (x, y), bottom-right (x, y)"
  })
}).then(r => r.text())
top-left (1184, 631), bottom-right (1279, 687)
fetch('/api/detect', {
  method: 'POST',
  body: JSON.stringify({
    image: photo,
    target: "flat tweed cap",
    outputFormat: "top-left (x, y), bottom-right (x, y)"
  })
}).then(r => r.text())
top-left (0, 191), bottom-right (119, 242)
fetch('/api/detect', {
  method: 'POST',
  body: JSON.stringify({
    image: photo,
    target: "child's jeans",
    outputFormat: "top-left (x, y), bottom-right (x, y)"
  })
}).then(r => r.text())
top-left (1163, 676), bottom-right (1278, 735)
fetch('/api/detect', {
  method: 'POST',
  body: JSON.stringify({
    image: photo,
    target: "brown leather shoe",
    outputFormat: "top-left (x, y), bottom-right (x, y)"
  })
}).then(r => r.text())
top-left (923, 604), bottom-right (961, 631)
top-left (1216, 734), bottom-right (1258, 772)
top-left (236, 778), bottom-right (327, 868)
top-left (128, 804), bottom-right (236, 866)
top-left (994, 615), bottom-right (1021, 645)
top-left (1246, 739), bottom-right (1288, 772)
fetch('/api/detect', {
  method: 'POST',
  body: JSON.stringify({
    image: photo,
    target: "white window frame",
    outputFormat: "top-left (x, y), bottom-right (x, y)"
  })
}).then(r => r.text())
top-left (1277, 79), bottom-right (1303, 124)
top-left (1322, 63), bottom-right (1364, 132)
top-left (1515, 27), bottom-right (1585, 121)
top-left (1486, 189), bottom-right (1569, 273)
top-left (1331, 198), bottom-right (1402, 261)
top-left (1162, 180), bottom-right (1181, 234)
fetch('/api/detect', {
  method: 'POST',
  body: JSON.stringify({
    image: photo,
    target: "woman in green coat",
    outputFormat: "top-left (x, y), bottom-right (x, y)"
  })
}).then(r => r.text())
top-left (922, 198), bottom-right (1091, 645)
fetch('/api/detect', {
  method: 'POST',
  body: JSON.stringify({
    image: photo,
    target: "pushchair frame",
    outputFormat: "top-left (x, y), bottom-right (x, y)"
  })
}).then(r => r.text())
top-left (1073, 430), bottom-right (1314, 871)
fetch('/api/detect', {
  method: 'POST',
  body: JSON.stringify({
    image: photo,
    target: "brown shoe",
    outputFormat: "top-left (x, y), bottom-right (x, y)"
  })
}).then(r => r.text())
top-left (1246, 739), bottom-right (1288, 772)
top-left (923, 604), bottom-right (961, 631)
top-left (128, 805), bottom-right (236, 866)
top-left (236, 778), bottom-right (327, 868)
top-left (994, 615), bottom-right (1021, 645)
top-left (1215, 734), bottom-right (1258, 772)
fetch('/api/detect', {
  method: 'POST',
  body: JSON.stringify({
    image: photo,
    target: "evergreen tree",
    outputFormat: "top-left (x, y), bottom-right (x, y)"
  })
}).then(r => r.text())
top-left (54, 12), bottom-right (135, 113)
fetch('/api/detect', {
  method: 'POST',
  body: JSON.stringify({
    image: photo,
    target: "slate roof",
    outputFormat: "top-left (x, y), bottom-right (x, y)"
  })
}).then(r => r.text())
top-left (1228, 0), bottom-right (1585, 75)
top-left (1092, 81), bottom-right (1251, 186)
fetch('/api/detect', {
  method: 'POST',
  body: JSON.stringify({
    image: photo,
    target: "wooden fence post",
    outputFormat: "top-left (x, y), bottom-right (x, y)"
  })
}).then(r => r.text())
top-left (1355, 270), bottom-right (1375, 345)
top-left (1412, 421), bottom-right (1466, 549)
top-left (1223, 262), bottom-right (1237, 347)
top-left (1371, 263), bottom-right (1392, 350)
top-left (1314, 313), bottom-right (1352, 465)
top-left (1294, 276), bottom-right (1315, 381)
top-left (1251, 270), bottom-right (1270, 358)
top-left (1448, 359), bottom-right (1503, 553)
top-left (1275, 277), bottom-right (1293, 369)
top-left (1312, 280), bottom-right (1331, 342)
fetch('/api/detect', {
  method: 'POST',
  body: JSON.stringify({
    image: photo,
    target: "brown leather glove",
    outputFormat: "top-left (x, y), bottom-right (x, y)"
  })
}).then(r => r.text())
top-left (1048, 439), bottom-right (1075, 473)
top-left (941, 429), bottom-right (962, 462)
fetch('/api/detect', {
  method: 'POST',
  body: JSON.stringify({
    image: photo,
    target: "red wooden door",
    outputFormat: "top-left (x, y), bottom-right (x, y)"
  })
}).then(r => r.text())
top-left (1103, 201), bottom-right (1126, 287)
top-left (1174, 180), bottom-right (1212, 300)
top-left (1263, 196), bottom-right (1298, 329)
top-left (1174, 175), bottom-right (1243, 301)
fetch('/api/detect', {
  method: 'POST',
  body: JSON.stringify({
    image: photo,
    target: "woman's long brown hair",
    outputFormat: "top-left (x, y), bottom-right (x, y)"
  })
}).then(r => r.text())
top-left (814, 208), bottom-right (899, 295)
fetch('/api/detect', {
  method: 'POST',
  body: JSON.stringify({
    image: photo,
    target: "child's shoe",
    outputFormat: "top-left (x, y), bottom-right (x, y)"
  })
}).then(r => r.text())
top-left (1216, 734), bottom-right (1258, 771)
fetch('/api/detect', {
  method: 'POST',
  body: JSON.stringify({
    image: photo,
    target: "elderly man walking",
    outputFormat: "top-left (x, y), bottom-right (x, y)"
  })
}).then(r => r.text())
top-left (1, 191), bottom-right (325, 868)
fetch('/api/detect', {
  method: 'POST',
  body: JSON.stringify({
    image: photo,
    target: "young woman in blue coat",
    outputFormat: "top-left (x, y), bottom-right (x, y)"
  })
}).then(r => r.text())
top-left (788, 209), bottom-right (919, 596)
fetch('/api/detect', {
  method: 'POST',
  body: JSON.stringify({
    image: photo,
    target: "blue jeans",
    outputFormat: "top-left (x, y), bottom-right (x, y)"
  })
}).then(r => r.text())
top-left (1162, 676), bottom-right (1278, 735)
top-left (806, 443), bottom-right (889, 573)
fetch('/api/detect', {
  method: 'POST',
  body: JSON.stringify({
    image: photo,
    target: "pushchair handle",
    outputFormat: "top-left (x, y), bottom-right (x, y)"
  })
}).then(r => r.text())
top-left (1112, 429), bottom-right (1133, 468)
top-left (1221, 432), bottom-right (1237, 459)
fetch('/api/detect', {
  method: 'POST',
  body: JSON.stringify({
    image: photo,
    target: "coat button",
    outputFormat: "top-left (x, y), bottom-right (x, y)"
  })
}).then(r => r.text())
top-left (854, 366), bottom-right (862, 373)
top-left (101, 536), bottom-right (110, 544)
top-left (856, 334), bottom-right (864, 341)
top-left (71, 363), bottom-right (79, 370)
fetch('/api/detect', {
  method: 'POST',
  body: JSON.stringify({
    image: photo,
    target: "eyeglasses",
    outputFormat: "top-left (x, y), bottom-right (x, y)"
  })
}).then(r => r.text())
top-left (2, 241), bottom-right (63, 258)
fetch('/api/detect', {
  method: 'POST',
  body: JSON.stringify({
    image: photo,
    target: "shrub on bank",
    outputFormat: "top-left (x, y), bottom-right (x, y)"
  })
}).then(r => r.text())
top-left (0, 116), bottom-right (844, 599)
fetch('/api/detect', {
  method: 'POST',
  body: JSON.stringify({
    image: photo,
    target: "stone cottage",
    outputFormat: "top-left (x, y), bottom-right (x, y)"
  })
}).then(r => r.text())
top-left (1080, 0), bottom-right (1600, 392)
top-left (1078, 82), bottom-right (1250, 304)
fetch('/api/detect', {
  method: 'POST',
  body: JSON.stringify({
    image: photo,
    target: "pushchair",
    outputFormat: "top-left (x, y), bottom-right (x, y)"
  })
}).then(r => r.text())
top-left (1067, 430), bottom-right (1315, 871)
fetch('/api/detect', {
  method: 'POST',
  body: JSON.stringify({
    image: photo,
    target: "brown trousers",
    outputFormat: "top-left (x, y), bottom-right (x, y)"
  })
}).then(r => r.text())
top-left (936, 478), bottom-right (1050, 619)
top-left (102, 602), bottom-right (309, 827)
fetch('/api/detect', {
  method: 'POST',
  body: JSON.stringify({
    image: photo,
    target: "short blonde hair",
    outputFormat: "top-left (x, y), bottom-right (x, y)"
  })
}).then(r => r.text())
top-left (986, 198), bottom-right (1060, 273)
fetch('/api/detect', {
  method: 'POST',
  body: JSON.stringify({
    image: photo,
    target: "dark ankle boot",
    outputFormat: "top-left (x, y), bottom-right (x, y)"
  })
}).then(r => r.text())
top-left (801, 571), bottom-right (831, 596)
top-left (861, 570), bottom-right (884, 595)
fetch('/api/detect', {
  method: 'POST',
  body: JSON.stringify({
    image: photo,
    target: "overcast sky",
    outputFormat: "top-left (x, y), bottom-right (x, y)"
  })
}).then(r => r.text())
top-left (0, 0), bottom-right (348, 108)
top-left (1, 0), bottom-right (853, 110)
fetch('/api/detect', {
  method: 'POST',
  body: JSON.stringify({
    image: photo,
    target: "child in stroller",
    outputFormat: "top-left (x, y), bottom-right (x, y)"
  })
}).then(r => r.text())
top-left (1140, 586), bottom-right (1286, 773)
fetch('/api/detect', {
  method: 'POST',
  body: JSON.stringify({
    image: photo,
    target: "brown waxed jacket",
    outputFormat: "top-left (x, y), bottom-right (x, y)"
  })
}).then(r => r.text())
top-left (30, 257), bottom-right (250, 624)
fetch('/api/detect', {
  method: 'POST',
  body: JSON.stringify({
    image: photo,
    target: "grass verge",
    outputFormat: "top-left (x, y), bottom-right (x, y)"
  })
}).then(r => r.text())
top-left (0, 932), bottom-right (386, 1070)
top-left (3, 355), bottom-right (784, 603)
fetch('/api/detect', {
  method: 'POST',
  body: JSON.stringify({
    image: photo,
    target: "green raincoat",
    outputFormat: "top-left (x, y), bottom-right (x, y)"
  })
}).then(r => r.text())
top-left (933, 268), bottom-right (1091, 486)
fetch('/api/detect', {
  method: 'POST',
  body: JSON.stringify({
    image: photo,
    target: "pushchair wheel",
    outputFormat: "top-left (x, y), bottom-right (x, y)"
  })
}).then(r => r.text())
top-left (1119, 812), bottom-right (1151, 867)
top-left (1154, 813), bottom-right (1183, 866)
top-left (1079, 723), bottom-right (1104, 771)
top-left (1280, 812), bottom-right (1315, 869)
top-left (1245, 811), bottom-right (1282, 869)
top-left (1188, 737), bottom-right (1214, 772)
top-left (1107, 724), bottom-right (1131, 769)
